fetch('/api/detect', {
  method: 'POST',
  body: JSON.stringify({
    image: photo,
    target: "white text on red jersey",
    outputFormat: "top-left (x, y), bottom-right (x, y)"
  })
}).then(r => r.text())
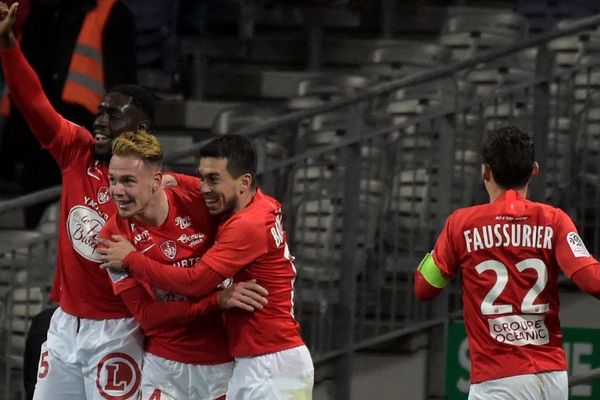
top-left (463, 224), bottom-right (553, 253)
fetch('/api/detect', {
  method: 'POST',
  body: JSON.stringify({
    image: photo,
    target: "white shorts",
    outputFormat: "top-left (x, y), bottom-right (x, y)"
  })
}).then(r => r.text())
top-left (32, 307), bottom-right (144, 400)
top-left (227, 345), bottom-right (314, 400)
top-left (469, 371), bottom-right (568, 400)
top-left (140, 352), bottom-right (234, 400)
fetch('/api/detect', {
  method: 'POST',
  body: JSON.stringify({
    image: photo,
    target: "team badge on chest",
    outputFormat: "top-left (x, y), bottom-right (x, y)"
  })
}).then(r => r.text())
top-left (160, 240), bottom-right (178, 260)
top-left (97, 187), bottom-right (110, 204)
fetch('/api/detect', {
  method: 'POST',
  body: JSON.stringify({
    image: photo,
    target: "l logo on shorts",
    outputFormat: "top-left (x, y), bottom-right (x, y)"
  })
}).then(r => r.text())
top-left (96, 352), bottom-right (141, 400)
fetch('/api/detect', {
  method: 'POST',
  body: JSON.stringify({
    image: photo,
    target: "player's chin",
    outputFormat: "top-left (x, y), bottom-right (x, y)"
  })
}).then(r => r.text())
top-left (93, 144), bottom-right (112, 161)
top-left (116, 205), bottom-right (135, 218)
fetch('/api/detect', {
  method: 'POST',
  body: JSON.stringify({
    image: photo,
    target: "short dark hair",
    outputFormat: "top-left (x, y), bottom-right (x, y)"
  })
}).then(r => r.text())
top-left (482, 126), bottom-right (535, 189)
top-left (199, 134), bottom-right (257, 182)
top-left (108, 84), bottom-right (155, 122)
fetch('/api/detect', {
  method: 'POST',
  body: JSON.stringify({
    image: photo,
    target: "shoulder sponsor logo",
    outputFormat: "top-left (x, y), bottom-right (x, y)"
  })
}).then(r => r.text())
top-left (176, 232), bottom-right (206, 247)
top-left (97, 187), bottom-right (110, 204)
top-left (67, 205), bottom-right (106, 262)
top-left (567, 232), bottom-right (590, 258)
top-left (160, 240), bottom-right (177, 260)
top-left (175, 216), bottom-right (192, 229)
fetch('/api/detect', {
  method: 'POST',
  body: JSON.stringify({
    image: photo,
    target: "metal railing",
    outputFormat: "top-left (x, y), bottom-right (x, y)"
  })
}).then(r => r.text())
top-left (3, 12), bottom-right (600, 399)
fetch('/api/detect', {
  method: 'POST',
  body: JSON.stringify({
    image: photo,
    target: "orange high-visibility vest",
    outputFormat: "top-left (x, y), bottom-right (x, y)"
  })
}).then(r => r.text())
top-left (1, 0), bottom-right (118, 117)
top-left (62, 0), bottom-right (118, 114)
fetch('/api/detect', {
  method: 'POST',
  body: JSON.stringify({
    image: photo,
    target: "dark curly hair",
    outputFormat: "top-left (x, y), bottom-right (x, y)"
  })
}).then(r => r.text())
top-left (482, 126), bottom-right (535, 189)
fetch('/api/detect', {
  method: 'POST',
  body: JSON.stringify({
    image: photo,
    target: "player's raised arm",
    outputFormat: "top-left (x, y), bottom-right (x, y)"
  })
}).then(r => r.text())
top-left (0, 1), bottom-right (63, 146)
top-left (0, 2), bottom-right (17, 48)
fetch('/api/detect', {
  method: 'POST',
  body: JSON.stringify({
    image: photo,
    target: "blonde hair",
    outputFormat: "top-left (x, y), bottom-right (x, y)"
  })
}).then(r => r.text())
top-left (112, 130), bottom-right (163, 166)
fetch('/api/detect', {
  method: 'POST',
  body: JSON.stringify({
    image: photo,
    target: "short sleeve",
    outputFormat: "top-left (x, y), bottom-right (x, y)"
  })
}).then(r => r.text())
top-left (432, 214), bottom-right (460, 278)
top-left (200, 217), bottom-right (268, 277)
top-left (554, 210), bottom-right (598, 278)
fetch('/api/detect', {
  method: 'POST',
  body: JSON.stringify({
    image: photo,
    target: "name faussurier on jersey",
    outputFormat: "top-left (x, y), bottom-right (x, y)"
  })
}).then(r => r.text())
top-left (464, 224), bottom-right (553, 253)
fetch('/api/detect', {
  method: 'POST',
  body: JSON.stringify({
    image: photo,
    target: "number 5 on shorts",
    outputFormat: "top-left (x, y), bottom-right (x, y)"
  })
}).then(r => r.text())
top-left (38, 350), bottom-right (50, 379)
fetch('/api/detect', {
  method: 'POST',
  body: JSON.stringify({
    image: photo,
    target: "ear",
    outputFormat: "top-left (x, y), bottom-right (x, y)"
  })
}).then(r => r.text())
top-left (138, 120), bottom-right (149, 131)
top-left (239, 173), bottom-right (252, 193)
top-left (481, 164), bottom-right (492, 182)
top-left (531, 162), bottom-right (539, 177)
top-left (153, 170), bottom-right (163, 193)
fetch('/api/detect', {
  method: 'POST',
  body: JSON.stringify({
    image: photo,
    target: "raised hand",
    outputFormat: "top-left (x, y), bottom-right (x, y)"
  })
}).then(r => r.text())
top-left (0, 2), bottom-right (17, 48)
top-left (217, 279), bottom-right (269, 312)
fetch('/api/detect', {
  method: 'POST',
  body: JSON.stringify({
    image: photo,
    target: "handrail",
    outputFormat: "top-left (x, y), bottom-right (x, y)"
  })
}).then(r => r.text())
top-left (0, 186), bottom-right (61, 215)
top-left (569, 368), bottom-right (600, 386)
top-left (2, 12), bottom-right (600, 215)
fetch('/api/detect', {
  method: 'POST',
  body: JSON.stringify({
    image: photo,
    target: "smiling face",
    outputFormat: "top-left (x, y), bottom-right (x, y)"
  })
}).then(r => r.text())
top-left (92, 92), bottom-right (147, 161)
top-left (108, 155), bottom-right (161, 219)
top-left (199, 157), bottom-right (246, 219)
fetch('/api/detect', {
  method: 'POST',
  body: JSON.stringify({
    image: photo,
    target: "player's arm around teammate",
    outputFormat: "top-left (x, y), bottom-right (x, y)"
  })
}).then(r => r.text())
top-left (98, 135), bottom-right (314, 400)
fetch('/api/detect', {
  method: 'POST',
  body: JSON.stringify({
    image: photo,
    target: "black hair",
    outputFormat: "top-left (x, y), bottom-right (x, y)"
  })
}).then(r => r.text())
top-left (199, 134), bottom-right (257, 184)
top-left (108, 84), bottom-right (155, 122)
top-left (482, 126), bottom-right (535, 189)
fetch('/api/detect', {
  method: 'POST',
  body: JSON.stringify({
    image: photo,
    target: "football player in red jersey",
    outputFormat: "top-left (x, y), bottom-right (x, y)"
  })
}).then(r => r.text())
top-left (99, 131), bottom-right (268, 400)
top-left (98, 134), bottom-right (314, 399)
top-left (415, 126), bottom-right (600, 399)
top-left (0, 3), bottom-right (163, 399)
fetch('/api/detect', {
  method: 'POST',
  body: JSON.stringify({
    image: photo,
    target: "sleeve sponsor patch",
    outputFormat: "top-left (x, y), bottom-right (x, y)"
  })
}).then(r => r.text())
top-left (566, 232), bottom-right (591, 258)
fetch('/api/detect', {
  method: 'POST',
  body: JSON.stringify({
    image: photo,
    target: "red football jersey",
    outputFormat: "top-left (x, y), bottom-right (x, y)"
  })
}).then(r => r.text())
top-left (101, 183), bottom-right (231, 364)
top-left (433, 190), bottom-right (598, 383)
top-left (200, 189), bottom-right (305, 357)
top-left (125, 189), bottom-right (305, 357)
top-left (1, 44), bottom-right (129, 318)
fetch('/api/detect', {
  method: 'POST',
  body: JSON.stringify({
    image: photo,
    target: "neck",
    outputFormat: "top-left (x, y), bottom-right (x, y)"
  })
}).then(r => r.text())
top-left (226, 187), bottom-right (258, 219)
top-left (488, 185), bottom-right (528, 202)
top-left (134, 189), bottom-right (169, 227)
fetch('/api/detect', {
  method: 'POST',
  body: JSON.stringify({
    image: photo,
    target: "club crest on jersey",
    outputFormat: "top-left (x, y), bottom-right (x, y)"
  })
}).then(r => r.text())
top-left (175, 216), bottom-right (192, 229)
top-left (97, 187), bottom-right (110, 204)
top-left (160, 240), bottom-right (177, 259)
